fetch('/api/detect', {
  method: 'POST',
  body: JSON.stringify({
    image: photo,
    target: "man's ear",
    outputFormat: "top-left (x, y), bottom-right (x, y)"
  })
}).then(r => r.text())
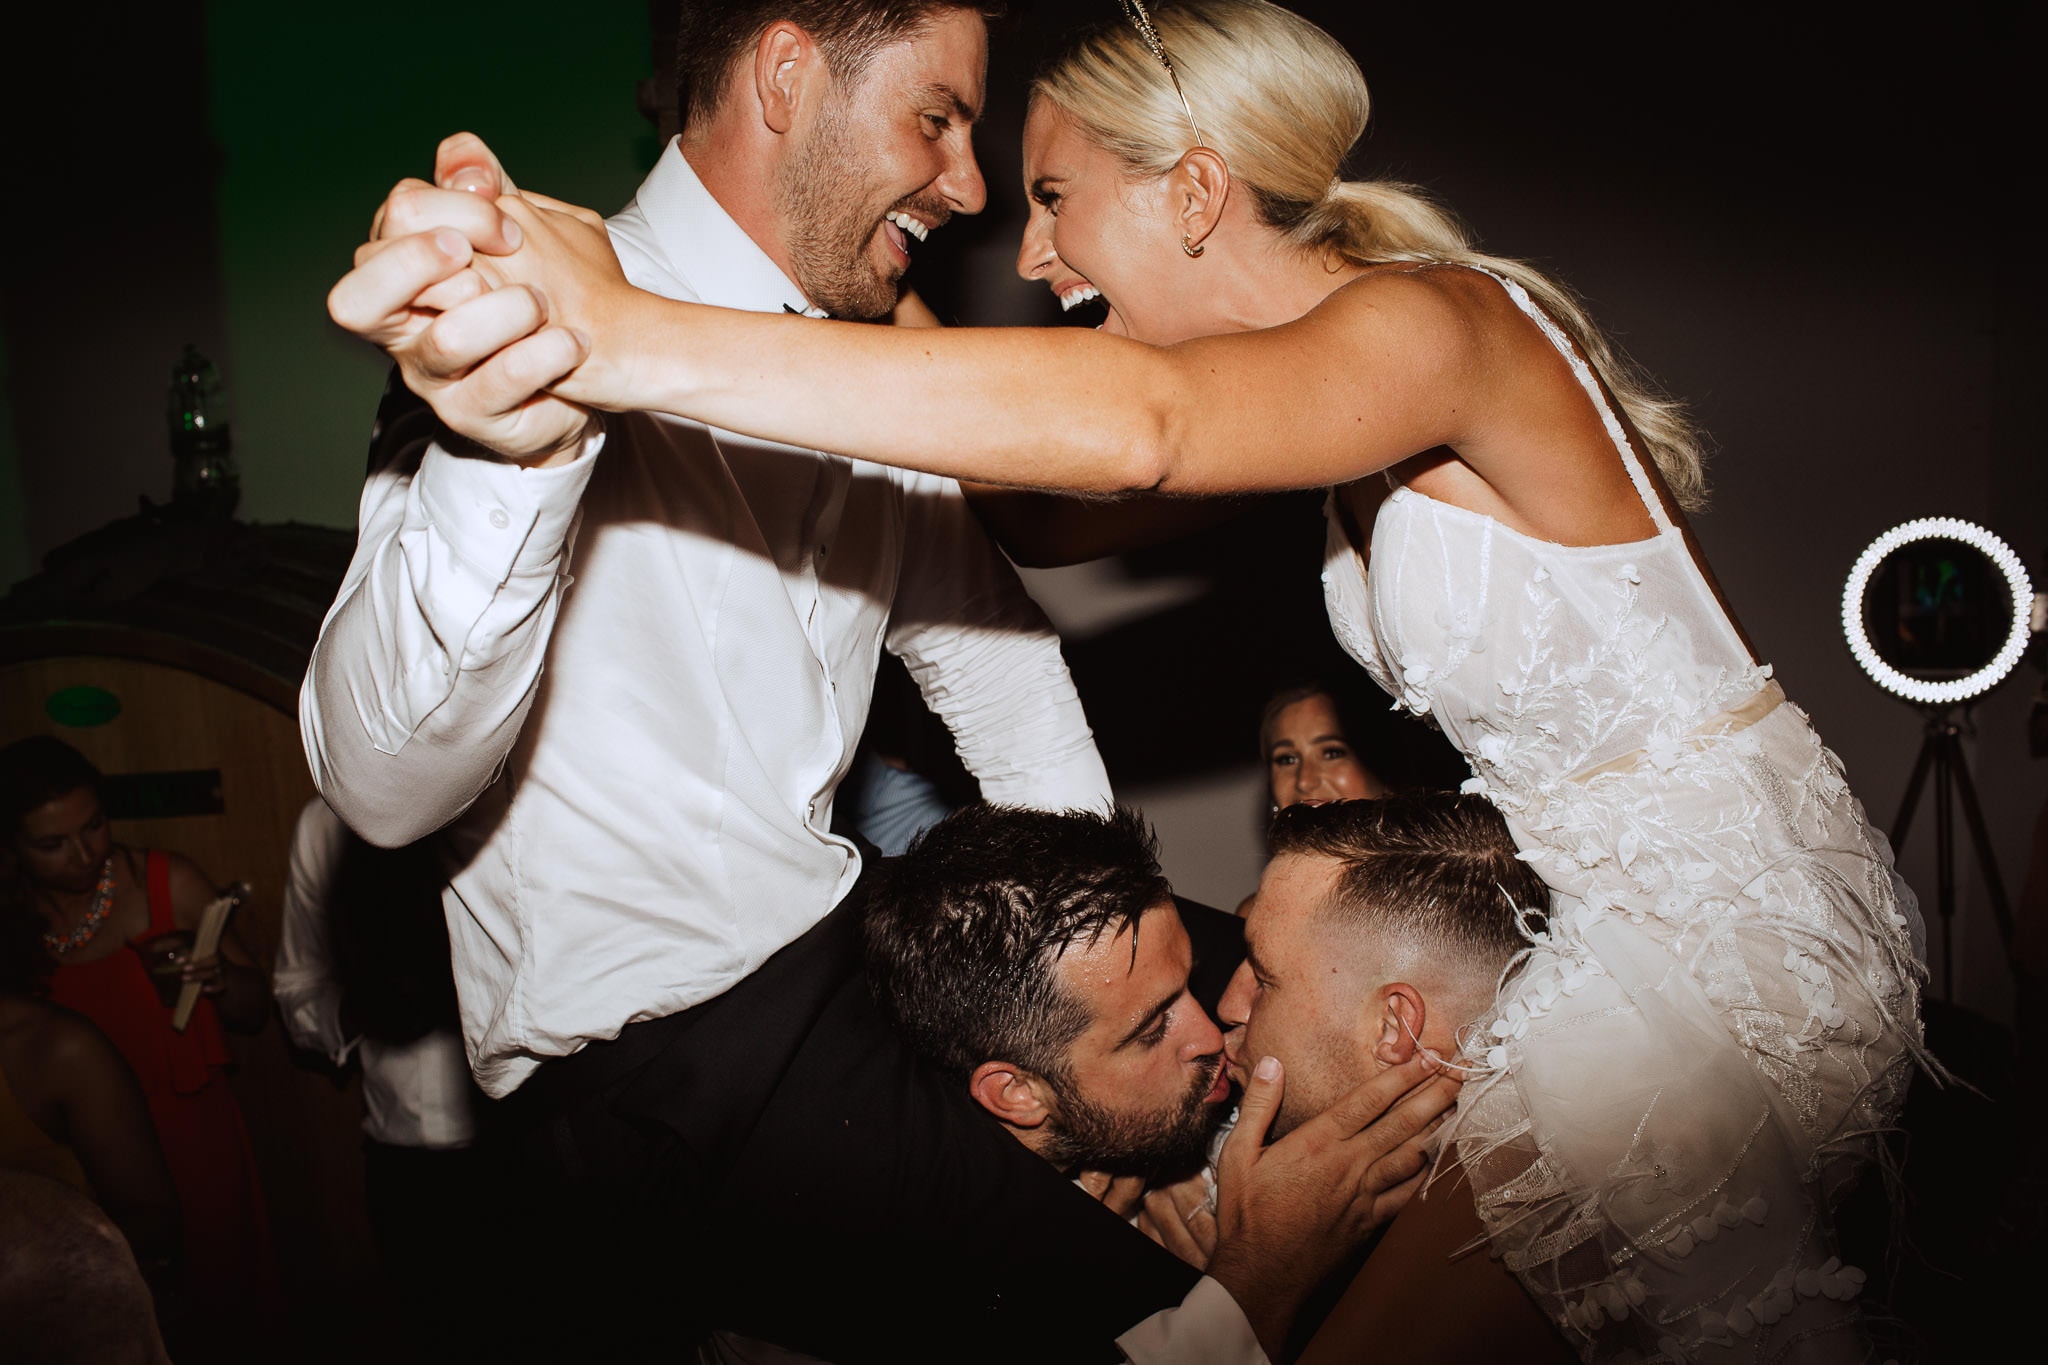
top-left (1171, 146), bottom-right (1231, 255)
top-left (967, 1060), bottom-right (1054, 1131)
top-left (1372, 983), bottom-right (1427, 1066)
top-left (753, 22), bottom-right (825, 135)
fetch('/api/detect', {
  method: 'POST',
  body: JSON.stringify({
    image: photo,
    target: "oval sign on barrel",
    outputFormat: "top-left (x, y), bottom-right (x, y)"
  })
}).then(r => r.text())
top-left (44, 684), bottom-right (123, 728)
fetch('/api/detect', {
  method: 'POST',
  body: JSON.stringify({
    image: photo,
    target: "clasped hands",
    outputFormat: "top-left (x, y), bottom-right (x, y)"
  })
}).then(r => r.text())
top-left (328, 132), bottom-right (635, 466)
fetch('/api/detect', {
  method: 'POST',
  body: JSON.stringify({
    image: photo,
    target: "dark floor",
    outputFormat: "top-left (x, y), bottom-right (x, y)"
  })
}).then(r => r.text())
top-left (1851, 997), bottom-right (2048, 1361)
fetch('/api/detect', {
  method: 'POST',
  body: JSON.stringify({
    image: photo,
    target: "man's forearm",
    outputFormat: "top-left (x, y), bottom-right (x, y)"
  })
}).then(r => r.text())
top-left (303, 586), bottom-right (548, 846)
top-left (888, 481), bottom-right (1113, 814)
top-left (301, 392), bottom-right (597, 845)
top-left (1201, 1247), bottom-right (1306, 1360)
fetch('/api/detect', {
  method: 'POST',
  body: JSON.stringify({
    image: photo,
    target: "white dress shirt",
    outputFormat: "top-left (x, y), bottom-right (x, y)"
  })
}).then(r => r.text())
top-left (273, 797), bottom-right (480, 1148)
top-left (301, 140), bottom-right (1111, 1098)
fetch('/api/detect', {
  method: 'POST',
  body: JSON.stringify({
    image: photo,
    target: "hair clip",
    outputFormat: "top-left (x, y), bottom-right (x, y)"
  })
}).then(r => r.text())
top-left (1117, 0), bottom-right (1206, 147)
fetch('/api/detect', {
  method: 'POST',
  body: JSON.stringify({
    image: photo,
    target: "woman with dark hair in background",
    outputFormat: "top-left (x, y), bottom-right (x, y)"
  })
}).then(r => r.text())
top-left (1237, 682), bottom-right (1392, 915)
top-left (0, 734), bottom-right (274, 1358)
top-left (1258, 683), bottom-right (1388, 814)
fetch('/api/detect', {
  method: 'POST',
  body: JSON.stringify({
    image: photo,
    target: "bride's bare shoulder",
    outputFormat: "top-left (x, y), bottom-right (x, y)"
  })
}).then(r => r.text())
top-left (1304, 262), bottom-right (1533, 360)
top-left (1319, 258), bottom-right (1523, 311)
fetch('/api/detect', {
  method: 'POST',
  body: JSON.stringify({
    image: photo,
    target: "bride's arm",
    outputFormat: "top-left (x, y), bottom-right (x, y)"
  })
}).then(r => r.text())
top-left (495, 188), bottom-right (1488, 498)
top-left (332, 137), bottom-right (1567, 506)
top-left (891, 279), bottom-right (1258, 565)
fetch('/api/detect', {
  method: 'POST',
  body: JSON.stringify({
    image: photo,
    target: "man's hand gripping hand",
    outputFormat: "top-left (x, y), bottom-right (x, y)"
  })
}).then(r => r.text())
top-left (326, 132), bottom-right (596, 466)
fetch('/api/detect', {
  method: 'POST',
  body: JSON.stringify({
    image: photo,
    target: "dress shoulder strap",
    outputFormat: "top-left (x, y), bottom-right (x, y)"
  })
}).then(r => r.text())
top-left (1468, 266), bottom-right (1675, 536)
top-left (144, 849), bottom-right (176, 936)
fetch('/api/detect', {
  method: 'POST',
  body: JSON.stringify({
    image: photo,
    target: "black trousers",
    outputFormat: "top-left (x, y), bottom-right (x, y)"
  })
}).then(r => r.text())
top-left (482, 880), bottom-right (1243, 1364)
top-left (363, 1139), bottom-right (495, 1361)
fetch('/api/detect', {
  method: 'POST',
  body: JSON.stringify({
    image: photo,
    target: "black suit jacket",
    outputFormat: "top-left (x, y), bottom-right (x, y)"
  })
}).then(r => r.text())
top-left (504, 883), bottom-right (1247, 1362)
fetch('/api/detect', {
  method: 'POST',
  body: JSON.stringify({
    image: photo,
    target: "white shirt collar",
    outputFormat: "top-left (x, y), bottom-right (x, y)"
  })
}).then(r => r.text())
top-left (624, 138), bottom-right (829, 318)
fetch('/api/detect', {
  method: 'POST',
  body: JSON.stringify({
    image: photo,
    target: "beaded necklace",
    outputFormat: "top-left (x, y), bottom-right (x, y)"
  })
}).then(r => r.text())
top-left (43, 857), bottom-right (116, 956)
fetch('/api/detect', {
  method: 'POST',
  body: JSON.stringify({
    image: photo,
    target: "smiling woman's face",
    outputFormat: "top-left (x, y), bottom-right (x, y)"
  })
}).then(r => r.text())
top-left (1266, 693), bottom-right (1386, 810)
top-left (1014, 99), bottom-right (1201, 343)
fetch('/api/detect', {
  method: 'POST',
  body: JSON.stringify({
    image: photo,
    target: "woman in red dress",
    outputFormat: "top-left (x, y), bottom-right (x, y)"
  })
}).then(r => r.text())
top-left (1, 735), bottom-right (275, 1357)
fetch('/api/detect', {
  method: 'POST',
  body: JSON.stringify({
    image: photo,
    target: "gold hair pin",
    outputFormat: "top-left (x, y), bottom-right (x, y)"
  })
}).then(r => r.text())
top-left (1118, 0), bottom-right (1206, 147)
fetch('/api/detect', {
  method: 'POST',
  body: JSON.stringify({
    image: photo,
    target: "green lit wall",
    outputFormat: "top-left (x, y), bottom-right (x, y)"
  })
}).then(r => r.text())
top-left (0, 2), bottom-right (657, 584)
top-left (206, 0), bottom-right (658, 529)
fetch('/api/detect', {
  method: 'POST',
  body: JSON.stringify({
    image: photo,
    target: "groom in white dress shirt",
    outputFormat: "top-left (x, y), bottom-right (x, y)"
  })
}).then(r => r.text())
top-left (317, 4), bottom-right (1454, 1361)
top-left (309, 0), bottom-right (1094, 1104)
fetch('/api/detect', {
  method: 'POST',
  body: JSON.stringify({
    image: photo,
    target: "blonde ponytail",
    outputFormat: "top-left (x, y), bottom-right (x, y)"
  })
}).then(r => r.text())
top-left (1035, 1), bottom-right (1709, 510)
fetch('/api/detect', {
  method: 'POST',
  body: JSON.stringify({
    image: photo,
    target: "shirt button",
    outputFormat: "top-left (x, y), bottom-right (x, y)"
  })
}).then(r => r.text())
top-left (489, 508), bottom-right (510, 530)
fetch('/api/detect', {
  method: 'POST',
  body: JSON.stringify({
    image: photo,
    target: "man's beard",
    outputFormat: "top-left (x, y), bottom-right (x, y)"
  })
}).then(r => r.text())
top-left (777, 96), bottom-right (906, 321)
top-left (1039, 1060), bottom-right (1226, 1180)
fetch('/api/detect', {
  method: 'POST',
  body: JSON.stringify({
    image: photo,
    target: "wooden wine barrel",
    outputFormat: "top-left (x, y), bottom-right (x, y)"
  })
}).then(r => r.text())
top-left (0, 511), bottom-right (375, 1316)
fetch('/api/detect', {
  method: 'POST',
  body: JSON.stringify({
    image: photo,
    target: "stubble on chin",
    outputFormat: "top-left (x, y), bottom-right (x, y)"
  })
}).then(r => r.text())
top-left (1040, 1065), bottom-right (1226, 1179)
top-left (777, 104), bottom-right (900, 321)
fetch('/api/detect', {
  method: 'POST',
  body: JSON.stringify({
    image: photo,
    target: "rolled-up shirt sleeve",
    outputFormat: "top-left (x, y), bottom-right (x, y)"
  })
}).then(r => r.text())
top-left (1117, 1276), bottom-right (1269, 1365)
top-left (884, 470), bottom-right (1111, 814)
top-left (300, 383), bottom-right (603, 846)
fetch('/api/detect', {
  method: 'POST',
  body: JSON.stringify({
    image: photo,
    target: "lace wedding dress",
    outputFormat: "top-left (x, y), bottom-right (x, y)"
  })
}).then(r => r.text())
top-left (1321, 272), bottom-right (1928, 1362)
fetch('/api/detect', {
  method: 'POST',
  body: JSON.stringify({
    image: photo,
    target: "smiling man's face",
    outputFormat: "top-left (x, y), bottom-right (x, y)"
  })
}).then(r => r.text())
top-left (777, 7), bottom-right (988, 318)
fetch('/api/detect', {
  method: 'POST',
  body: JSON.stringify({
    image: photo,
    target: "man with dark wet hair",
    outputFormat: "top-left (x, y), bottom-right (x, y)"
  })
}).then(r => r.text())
top-left (866, 805), bottom-right (1233, 1178)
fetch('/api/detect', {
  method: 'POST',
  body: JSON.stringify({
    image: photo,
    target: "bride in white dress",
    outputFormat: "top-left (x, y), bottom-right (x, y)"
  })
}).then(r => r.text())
top-left (338, 3), bottom-right (1931, 1358)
